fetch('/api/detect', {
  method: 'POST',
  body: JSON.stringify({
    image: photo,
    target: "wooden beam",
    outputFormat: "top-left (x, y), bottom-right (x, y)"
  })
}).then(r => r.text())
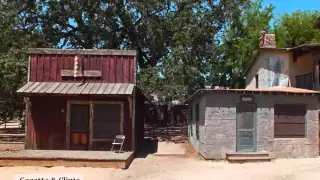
top-left (27, 56), bottom-right (31, 82)
top-left (61, 70), bottom-right (102, 77)
top-left (28, 48), bottom-right (137, 56)
top-left (24, 97), bottom-right (29, 149)
top-left (89, 102), bottom-right (93, 150)
top-left (132, 90), bottom-right (136, 151)
top-left (0, 134), bottom-right (26, 137)
top-left (66, 102), bottom-right (71, 150)
top-left (313, 52), bottom-right (320, 90)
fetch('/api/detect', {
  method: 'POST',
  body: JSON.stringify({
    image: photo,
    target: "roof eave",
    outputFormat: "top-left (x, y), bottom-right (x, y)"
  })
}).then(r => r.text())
top-left (28, 48), bottom-right (137, 56)
top-left (184, 88), bottom-right (320, 103)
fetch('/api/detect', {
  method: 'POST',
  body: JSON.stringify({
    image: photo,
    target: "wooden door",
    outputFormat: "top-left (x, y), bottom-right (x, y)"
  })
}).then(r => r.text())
top-left (236, 103), bottom-right (256, 152)
top-left (70, 104), bottom-right (90, 150)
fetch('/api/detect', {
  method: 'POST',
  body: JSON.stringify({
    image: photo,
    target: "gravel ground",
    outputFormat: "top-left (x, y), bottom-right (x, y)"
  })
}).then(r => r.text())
top-left (2, 155), bottom-right (320, 180)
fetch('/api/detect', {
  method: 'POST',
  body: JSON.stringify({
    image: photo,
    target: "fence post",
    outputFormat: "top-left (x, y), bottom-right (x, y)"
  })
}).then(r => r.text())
top-left (166, 123), bottom-right (169, 137)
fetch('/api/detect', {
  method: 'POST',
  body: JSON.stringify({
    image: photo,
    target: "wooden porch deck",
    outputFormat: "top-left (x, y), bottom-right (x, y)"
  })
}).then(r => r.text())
top-left (0, 150), bottom-right (134, 169)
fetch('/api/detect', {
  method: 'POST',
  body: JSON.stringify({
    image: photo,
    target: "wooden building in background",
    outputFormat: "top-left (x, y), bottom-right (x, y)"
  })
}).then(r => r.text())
top-left (16, 48), bottom-right (145, 152)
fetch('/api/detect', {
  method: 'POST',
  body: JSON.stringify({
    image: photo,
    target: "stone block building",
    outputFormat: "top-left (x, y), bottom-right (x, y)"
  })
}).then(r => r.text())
top-left (186, 87), bottom-right (319, 159)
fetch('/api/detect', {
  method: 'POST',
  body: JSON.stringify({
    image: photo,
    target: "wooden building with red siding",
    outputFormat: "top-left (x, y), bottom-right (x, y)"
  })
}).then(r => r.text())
top-left (16, 48), bottom-right (146, 152)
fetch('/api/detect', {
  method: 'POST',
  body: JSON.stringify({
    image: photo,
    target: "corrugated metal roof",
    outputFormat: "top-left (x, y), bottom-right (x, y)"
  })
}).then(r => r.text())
top-left (17, 82), bottom-right (135, 95)
top-left (185, 86), bottom-right (320, 103)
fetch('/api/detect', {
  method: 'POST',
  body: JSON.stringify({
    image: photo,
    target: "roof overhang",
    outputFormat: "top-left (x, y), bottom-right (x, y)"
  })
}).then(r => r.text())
top-left (28, 48), bottom-right (137, 56)
top-left (286, 44), bottom-right (320, 53)
top-left (17, 82), bottom-right (135, 96)
top-left (185, 87), bottom-right (320, 104)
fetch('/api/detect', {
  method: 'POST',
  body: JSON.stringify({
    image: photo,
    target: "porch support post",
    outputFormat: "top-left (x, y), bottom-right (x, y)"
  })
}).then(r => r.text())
top-left (132, 90), bottom-right (136, 151)
top-left (66, 102), bottom-right (70, 150)
top-left (24, 97), bottom-right (29, 149)
top-left (313, 52), bottom-right (320, 90)
top-left (89, 101), bottom-right (93, 150)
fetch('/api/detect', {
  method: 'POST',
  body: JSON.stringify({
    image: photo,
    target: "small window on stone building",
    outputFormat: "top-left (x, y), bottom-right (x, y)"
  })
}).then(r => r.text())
top-left (195, 103), bottom-right (200, 140)
top-left (274, 104), bottom-right (306, 138)
top-left (255, 74), bottom-right (259, 88)
top-left (188, 104), bottom-right (193, 137)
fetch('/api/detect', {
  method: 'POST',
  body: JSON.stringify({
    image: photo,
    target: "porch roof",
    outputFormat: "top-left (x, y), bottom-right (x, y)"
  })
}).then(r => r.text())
top-left (16, 82), bottom-right (135, 95)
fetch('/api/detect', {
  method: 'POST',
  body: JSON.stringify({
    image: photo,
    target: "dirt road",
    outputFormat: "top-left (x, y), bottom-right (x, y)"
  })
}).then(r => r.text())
top-left (2, 155), bottom-right (320, 180)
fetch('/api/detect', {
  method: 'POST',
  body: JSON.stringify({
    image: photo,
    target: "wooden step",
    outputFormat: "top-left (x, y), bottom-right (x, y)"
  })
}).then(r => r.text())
top-left (227, 156), bottom-right (274, 163)
top-left (226, 152), bottom-right (270, 158)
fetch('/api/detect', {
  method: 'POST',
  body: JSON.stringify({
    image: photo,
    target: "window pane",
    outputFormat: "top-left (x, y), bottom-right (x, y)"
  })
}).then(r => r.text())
top-left (93, 104), bottom-right (121, 139)
top-left (237, 112), bottom-right (254, 129)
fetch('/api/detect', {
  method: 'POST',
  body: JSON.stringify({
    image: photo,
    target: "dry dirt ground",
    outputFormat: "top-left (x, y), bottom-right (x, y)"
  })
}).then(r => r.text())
top-left (2, 155), bottom-right (320, 180)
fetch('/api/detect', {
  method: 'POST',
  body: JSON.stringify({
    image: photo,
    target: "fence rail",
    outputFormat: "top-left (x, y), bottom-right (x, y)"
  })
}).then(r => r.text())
top-left (296, 73), bottom-right (314, 90)
top-left (144, 103), bottom-right (188, 142)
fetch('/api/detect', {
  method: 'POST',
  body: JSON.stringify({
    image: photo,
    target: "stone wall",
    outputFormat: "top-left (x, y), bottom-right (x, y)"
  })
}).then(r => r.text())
top-left (204, 93), bottom-right (238, 159)
top-left (255, 94), bottom-right (319, 158)
top-left (193, 92), bottom-right (319, 160)
top-left (187, 95), bottom-right (206, 157)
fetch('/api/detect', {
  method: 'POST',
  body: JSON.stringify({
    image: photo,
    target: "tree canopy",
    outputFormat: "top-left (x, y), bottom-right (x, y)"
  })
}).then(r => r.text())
top-left (274, 10), bottom-right (320, 48)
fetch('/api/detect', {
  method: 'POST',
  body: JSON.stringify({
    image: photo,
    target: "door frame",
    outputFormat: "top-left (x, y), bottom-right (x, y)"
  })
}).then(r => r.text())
top-left (66, 100), bottom-right (124, 150)
top-left (66, 101), bottom-right (90, 150)
top-left (236, 102), bottom-right (257, 152)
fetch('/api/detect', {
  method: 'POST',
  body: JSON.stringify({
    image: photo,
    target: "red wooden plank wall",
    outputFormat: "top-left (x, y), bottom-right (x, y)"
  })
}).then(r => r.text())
top-left (26, 96), bottom-right (66, 150)
top-left (29, 54), bottom-right (135, 83)
top-left (25, 95), bottom-right (133, 151)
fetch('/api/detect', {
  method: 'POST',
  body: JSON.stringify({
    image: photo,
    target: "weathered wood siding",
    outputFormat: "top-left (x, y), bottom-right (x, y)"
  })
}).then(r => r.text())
top-left (26, 96), bottom-right (66, 150)
top-left (26, 95), bottom-right (133, 151)
top-left (29, 54), bottom-right (135, 83)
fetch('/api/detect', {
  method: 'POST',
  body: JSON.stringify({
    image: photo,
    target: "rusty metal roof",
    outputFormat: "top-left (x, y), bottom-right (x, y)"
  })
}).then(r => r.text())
top-left (17, 82), bottom-right (134, 95)
top-left (185, 86), bottom-right (320, 103)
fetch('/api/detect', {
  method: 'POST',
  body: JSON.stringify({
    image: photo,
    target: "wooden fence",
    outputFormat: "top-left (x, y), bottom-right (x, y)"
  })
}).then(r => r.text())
top-left (144, 104), bottom-right (188, 126)
top-left (144, 103), bottom-right (188, 141)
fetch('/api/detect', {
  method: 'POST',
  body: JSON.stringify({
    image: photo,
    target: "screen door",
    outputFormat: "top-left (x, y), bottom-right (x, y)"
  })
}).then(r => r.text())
top-left (70, 104), bottom-right (90, 150)
top-left (236, 103), bottom-right (256, 152)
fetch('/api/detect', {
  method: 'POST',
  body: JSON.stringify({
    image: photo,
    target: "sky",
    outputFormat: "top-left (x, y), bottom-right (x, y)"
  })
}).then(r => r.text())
top-left (262, 0), bottom-right (319, 19)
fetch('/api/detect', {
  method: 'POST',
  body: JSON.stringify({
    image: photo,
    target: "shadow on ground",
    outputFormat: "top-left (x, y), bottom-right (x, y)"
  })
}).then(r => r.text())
top-left (135, 138), bottom-right (159, 158)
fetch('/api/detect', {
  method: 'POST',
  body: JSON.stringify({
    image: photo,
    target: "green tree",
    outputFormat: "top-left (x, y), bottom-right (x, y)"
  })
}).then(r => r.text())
top-left (2, 0), bottom-right (249, 108)
top-left (274, 10), bottom-right (320, 48)
top-left (218, 0), bottom-right (274, 88)
top-left (134, 0), bottom-right (249, 101)
top-left (0, 1), bottom-right (48, 121)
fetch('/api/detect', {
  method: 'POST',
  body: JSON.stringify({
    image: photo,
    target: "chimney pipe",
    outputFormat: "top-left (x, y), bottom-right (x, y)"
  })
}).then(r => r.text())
top-left (259, 32), bottom-right (276, 48)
